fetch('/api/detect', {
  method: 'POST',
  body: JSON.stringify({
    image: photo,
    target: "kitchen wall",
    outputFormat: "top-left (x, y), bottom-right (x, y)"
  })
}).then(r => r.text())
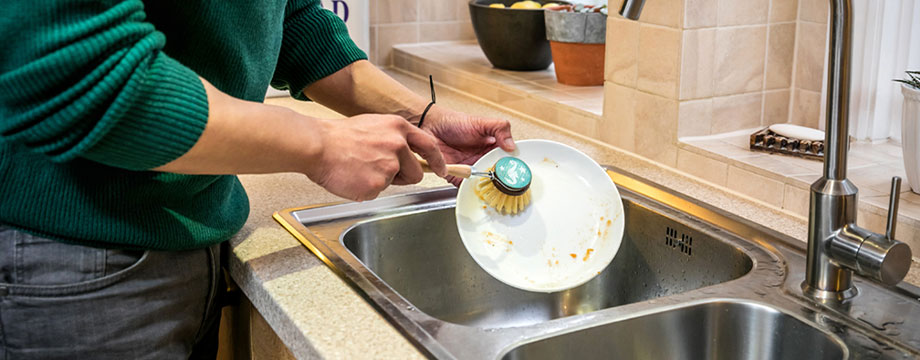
top-left (600, 0), bottom-right (831, 168)
top-left (369, 0), bottom-right (476, 65)
top-left (790, 0), bottom-right (828, 130)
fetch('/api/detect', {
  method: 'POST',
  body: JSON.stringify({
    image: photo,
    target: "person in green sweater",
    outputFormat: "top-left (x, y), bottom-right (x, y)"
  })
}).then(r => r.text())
top-left (0, 1), bottom-right (515, 358)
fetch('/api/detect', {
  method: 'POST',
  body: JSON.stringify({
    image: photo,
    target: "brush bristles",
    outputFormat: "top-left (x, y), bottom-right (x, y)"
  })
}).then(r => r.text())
top-left (474, 176), bottom-right (531, 215)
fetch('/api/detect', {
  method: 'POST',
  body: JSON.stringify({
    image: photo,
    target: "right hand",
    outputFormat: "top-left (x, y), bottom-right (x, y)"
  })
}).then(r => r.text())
top-left (305, 114), bottom-right (448, 202)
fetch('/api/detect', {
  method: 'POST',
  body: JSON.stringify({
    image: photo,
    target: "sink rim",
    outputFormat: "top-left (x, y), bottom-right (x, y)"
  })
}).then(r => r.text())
top-left (336, 188), bottom-right (770, 330)
top-left (273, 166), bottom-right (920, 359)
top-left (495, 298), bottom-right (850, 360)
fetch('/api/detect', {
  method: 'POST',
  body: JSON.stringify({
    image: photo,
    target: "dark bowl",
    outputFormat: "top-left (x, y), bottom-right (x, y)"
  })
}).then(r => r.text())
top-left (468, 0), bottom-right (563, 71)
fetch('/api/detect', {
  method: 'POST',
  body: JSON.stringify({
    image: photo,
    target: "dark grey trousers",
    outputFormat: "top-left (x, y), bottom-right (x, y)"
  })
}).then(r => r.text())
top-left (0, 226), bottom-right (224, 359)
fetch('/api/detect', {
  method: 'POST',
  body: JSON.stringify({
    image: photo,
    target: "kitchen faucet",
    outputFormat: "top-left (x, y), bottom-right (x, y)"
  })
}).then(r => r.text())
top-left (618, 0), bottom-right (912, 301)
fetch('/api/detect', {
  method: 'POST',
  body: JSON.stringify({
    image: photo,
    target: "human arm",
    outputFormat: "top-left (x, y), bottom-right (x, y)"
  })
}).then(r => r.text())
top-left (0, 0), bottom-right (446, 201)
top-left (303, 60), bottom-right (518, 185)
top-left (154, 79), bottom-right (447, 201)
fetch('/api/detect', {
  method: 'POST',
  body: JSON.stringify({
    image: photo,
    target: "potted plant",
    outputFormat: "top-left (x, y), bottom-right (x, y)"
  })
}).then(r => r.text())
top-left (543, 4), bottom-right (607, 86)
top-left (898, 70), bottom-right (920, 193)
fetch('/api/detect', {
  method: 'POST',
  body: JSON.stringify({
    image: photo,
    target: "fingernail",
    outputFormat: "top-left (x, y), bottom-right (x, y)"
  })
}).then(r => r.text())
top-left (486, 136), bottom-right (496, 144)
top-left (504, 138), bottom-right (515, 149)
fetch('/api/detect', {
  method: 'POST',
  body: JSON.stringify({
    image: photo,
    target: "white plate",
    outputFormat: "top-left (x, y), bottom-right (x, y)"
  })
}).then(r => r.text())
top-left (455, 139), bottom-right (625, 293)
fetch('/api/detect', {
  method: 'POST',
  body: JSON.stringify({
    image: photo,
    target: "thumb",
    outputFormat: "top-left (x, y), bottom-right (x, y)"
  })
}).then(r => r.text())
top-left (482, 117), bottom-right (515, 152)
top-left (406, 125), bottom-right (448, 177)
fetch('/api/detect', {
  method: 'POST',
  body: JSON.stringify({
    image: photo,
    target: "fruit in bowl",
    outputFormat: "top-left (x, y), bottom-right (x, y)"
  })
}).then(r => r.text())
top-left (488, 1), bottom-right (561, 9)
top-left (468, 0), bottom-right (568, 71)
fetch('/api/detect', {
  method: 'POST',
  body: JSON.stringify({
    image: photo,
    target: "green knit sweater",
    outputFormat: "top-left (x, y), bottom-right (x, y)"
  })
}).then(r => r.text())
top-left (0, 0), bottom-right (366, 250)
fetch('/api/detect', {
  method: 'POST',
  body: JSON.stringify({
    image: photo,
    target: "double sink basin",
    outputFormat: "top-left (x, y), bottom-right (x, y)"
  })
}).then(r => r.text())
top-left (275, 167), bottom-right (920, 359)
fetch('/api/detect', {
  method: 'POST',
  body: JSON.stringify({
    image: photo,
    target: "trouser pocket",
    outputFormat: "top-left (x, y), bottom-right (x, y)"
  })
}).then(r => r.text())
top-left (0, 226), bottom-right (213, 360)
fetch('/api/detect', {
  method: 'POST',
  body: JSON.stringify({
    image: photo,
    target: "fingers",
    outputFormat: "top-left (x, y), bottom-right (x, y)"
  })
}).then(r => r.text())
top-left (391, 145), bottom-right (424, 185)
top-left (405, 123), bottom-right (448, 177)
top-left (445, 175), bottom-right (463, 188)
top-left (487, 117), bottom-right (516, 152)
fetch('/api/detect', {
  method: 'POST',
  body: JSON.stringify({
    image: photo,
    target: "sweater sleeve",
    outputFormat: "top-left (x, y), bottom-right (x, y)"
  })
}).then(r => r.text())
top-left (271, 0), bottom-right (368, 100)
top-left (0, 0), bottom-right (209, 170)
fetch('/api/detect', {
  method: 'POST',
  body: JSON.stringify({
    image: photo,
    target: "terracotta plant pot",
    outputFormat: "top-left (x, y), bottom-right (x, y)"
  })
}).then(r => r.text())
top-left (548, 41), bottom-right (605, 86)
top-left (544, 6), bottom-right (606, 86)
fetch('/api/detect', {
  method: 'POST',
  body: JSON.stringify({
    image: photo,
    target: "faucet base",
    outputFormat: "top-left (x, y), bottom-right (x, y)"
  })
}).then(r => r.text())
top-left (802, 281), bottom-right (858, 302)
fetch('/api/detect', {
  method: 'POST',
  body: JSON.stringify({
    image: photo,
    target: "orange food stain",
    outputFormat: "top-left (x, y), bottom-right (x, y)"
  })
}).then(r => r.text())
top-left (597, 231), bottom-right (602, 236)
top-left (555, 260), bottom-right (559, 265)
top-left (570, 253), bottom-right (577, 259)
top-left (583, 248), bottom-right (595, 261)
top-left (606, 219), bottom-right (612, 226)
top-left (482, 205), bottom-right (487, 209)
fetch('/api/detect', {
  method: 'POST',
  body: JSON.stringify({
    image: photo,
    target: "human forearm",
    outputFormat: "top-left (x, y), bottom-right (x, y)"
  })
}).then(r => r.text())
top-left (156, 78), bottom-right (447, 201)
top-left (303, 60), bottom-right (430, 123)
top-left (154, 78), bottom-right (322, 175)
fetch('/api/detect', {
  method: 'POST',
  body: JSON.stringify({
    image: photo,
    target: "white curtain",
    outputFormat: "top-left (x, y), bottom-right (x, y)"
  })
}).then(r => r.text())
top-left (848, 0), bottom-right (920, 143)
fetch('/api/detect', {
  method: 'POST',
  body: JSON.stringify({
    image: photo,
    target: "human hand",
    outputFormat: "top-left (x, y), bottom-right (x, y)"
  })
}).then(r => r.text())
top-left (420, 106), bottom-right (515, 186)
top-left (305, 114), bottom-right (447, 201)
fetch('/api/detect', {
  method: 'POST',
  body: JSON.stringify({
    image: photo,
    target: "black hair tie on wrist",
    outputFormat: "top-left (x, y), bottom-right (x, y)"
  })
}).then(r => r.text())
top-left (417, 75), bottom-right (436, 128)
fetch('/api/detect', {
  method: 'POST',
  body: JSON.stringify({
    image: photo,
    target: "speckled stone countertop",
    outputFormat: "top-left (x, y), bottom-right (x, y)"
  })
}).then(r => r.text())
top-left (228, 70), bottom-right (920, 359)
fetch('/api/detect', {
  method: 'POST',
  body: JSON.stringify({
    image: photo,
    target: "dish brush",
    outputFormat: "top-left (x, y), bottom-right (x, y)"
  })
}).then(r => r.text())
top-left (418, 156), bottom-right (533, 215)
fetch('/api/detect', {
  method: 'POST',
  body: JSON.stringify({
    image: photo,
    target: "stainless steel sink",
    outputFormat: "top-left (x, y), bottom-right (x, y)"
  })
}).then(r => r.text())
top-left (275, 167), bottom-right (920, 359)
top-left (343, 197), bottom-right (752, 329)
top-left (500, 301), bottom-right (845, 360)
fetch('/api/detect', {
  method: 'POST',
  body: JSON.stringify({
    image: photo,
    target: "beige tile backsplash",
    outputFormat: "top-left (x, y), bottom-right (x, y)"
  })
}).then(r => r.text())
top-left (765, 23), bottom-right (795, 89)
top-left (770, 0), bottom-right (798, 22)
top-left (639, 0), bottom-right (684, 28)
top-left (597, 0), bottom-right (838, 214)
top-left (370, 0), bottom-right (475, 65)
top-left (678, 99), bottom-right (713, 137)
top-left (601, 0), bottom-right (832, 163)
top-left (717, 0), bottom-right (770, 26)
top-left (712, 92), bottom-right (764, 133)
top-left (794, 21), bottom-right (826, 92)
top-left (727, 165), bottom-right (786, 208)
top-left (638, 25), bottom-right (682, 98)
top-left (714, 26), bottom-right (767, 96)
top-left (634, 91), bottom-right (680, 166)
top-left (684, 0), bottom-right (718, 29)
top-left (798, 0), bottom-right (829, 23)
top-left (605, 17), bottom-right (640, 87)
top-left (679, 28), bottom-right (715, 100)
top-left (601, 82), bottom-right (638, 151)
top-left (762, 89), bottom-right (791, 125)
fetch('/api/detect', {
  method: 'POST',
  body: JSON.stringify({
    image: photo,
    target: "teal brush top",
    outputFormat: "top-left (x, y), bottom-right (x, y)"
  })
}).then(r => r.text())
top-left (0, 0), bottom-right (366, 250)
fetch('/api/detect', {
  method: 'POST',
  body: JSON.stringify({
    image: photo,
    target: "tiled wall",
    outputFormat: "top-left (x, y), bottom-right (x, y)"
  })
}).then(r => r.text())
top-left (790, 0), bottom-right (828, 129)
top-left (369, 0), bottom-right (476, 65)
top-left (601, 0), bottom-right (808, 168)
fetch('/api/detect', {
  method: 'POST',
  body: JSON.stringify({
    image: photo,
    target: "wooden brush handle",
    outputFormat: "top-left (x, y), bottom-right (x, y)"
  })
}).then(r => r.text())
top-left (417, 158), bottom-right (472, 178)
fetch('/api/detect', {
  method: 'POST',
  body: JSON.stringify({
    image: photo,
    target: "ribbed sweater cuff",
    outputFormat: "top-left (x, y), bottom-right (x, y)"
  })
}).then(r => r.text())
top-left (82, 54), bottom-right (209, 170)
top-left (272, 5), bottom-right (367, 100)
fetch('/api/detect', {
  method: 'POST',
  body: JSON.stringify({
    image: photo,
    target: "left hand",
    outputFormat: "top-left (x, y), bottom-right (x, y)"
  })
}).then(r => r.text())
top-left (420, 105), bottom-right (516, 186)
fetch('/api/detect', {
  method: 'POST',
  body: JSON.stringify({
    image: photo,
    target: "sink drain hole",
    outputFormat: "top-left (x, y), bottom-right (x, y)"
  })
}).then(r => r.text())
top-left (665, 226), bottom-right (692, 256)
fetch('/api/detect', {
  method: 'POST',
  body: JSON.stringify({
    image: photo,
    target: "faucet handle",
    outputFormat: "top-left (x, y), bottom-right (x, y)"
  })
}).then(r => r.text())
top-left (886, 176), bottom-right (901, 240)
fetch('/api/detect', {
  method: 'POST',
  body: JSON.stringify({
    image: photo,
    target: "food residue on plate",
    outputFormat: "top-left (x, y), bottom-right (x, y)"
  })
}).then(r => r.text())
top-left (542, 157), bottom-right (559, 168)
top-left (569, 253), bottom-right (577, 259)
top-left (482, 231), bottom-right (512, 252)
top-left (583, 248), bottom-right (594, 261)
